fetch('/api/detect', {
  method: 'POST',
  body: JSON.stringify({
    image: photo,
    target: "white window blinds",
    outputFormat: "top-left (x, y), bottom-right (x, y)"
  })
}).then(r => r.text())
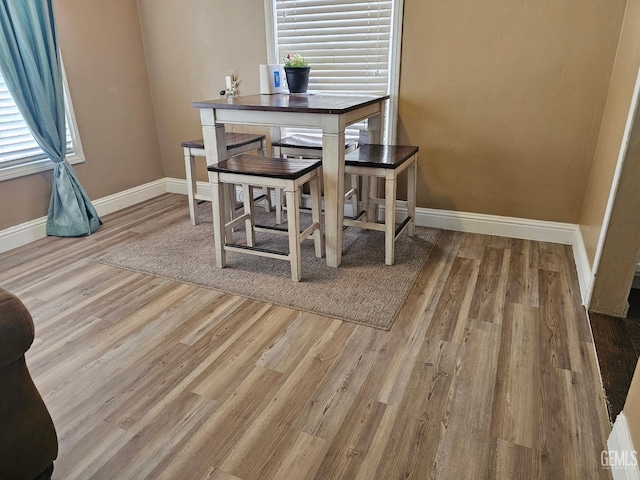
top-left (0, 69), bottom-right (72, 166)
top-left (274, 0), bottom-right (393, 96)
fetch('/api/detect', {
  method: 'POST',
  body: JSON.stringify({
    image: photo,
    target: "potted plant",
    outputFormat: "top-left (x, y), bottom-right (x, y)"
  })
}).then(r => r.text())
top-left (283, 54), bottom-right (310, 94)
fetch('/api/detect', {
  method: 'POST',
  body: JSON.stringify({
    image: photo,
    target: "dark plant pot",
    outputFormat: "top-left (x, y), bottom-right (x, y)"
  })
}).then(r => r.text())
top-left (284, 67), bottom-right (311, 93)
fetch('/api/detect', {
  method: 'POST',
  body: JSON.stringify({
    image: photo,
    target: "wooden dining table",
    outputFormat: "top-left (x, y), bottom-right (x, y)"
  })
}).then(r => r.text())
top-left (193, 93), bottom-right (389, 268)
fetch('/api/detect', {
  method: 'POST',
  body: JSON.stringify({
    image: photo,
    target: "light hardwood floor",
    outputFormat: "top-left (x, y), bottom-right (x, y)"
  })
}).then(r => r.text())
top-left (0, 194), bottom-right (611, 479)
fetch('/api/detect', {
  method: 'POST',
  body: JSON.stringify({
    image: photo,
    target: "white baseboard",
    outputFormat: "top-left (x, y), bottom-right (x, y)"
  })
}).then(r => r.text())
top-left (608, 413), bottom-right (640, 480)
top-left (412, 208), bottom-right (575, 244)
top-left (0, 177), bottom-right (168, 254)
top-left (0, 216), bottom-right (49, 254)
top-left (92, 178), bottom-right (167, 217)
top-left (166, 177), bottom-right (190, 196)
top-left (0, 175), bottom-right (596, 306)
top-left (572, 227), bottom-right (593, 306)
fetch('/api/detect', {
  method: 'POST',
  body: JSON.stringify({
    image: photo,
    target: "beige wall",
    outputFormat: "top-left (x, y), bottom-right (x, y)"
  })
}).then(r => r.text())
top-left (589, 98), bottom-right (640, 316)
top-left (398, 0), bottom-right (626, 222)
top-left (137, 0), bottom-right (269, 182)
top-left (580, 0), bottom-right (640, 267)
top-left (624, 357), bottom-right (640, 451)
top-left (0, 0), bottom-right (164, 231)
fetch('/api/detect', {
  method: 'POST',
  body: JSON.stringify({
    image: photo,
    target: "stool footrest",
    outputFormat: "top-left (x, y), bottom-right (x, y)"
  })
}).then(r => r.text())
top-left (366, 197), bottom-right (408, 209)
top-left (343, 218), bottom-right (385, 232)
top-left (255, 224), bottom-right (288, 233)
top-left (234, 194), bottom-right (268, 211)
top-left (224, 243), bottom-right (289, 260)
top-left (225, 212), bottom-right (251, 230)
top-left (342, 210), bottom-right (367, 231)
top-left (300, 222), bottom-right (320, 242)
top-left (344, 187), bottom-right (357, 199)
top-left (395, 216), bottom-right (412, 238)
top-left (352, 210), bottom-right (367, 221)
top-left (255, 225), bottom-right (290, 236)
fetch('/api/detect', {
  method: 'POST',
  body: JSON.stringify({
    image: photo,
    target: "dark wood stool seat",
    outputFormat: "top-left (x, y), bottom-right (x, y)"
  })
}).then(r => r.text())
top-left (343, 144), bottom-right (418, 265)
top-left (183, 132), bottom-right (267, 225)
top-left (207, 154), bottom-right (324, 282)
top-left (209, 155), bottom-right (321, 180)
top-left (345, 144), bottom-right (419, 168)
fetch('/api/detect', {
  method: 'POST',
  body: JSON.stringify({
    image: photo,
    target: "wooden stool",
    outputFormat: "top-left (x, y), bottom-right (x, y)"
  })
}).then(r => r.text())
top-left (207, 155), bottom-right (324, 282)
top-left (343, 144), bottom-right (418, 265)
top-left (272, 134), bottom-right (359, 223)
top-left (182, 133), bottom-right (267, 225)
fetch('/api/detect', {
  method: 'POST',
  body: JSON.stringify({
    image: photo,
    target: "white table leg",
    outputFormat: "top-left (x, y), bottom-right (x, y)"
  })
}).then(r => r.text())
top-left (322, 119), bottom-right (346, 267)
top-left (209, 172), bottom-right (226, 268)
top-left (367, 114), bottom-right (383, 222)
top-left (407, 155), bottom-right (417, 236)
top-left (310, 172), bottom-right (324, 258)
top-left (243, 184), bottom-right (255, 247)
top-left (286, 186), bottom-right (302, 282)
top-left (184, 147), bottom-right (198, 226)
top-left (385, 171), bottom-right (397, 266)
top-left (271, 127), bottom-right (285, 225)
top-left (200, 109), bottom-right (229, 238)
top-left (201, 109), bottom-right (227, 166)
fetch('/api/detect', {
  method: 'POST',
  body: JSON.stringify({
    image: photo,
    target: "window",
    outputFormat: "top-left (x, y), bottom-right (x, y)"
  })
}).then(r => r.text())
top-left (265, 0), bottom-right (405, 142)
top-left (0, 64), bottom-right (84, 181)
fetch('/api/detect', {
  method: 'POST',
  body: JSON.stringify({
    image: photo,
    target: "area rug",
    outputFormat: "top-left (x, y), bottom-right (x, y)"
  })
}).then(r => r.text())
top-left (98, 206), bottom-right (441, 330)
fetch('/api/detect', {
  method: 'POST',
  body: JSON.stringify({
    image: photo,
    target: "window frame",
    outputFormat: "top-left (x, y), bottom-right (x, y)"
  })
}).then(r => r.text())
top-left (264, 0), bottom-right (405, 144)
top-left (0, 58), bottom-right (85, 182)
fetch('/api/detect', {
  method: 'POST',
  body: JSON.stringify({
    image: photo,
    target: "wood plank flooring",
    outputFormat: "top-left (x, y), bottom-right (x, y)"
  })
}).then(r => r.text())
top-left (0, 194), bottom-right (611, 479)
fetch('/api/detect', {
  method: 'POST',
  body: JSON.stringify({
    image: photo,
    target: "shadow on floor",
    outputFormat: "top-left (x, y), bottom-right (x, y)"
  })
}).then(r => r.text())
top-left (589, 288), bottom-right (640, 423)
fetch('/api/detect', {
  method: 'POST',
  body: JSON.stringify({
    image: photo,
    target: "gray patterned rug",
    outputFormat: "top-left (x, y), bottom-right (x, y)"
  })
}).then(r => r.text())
top-left (99, 206), bottom-right (441, 330)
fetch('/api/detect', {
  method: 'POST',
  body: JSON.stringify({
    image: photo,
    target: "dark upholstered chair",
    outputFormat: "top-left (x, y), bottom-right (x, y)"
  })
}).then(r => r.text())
top-left (0, 288), bottom-right (58, 480)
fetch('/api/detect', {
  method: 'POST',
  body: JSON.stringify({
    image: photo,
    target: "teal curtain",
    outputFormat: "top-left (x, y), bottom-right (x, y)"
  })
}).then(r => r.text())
top-left (0, 0), bottom-right (100, 236)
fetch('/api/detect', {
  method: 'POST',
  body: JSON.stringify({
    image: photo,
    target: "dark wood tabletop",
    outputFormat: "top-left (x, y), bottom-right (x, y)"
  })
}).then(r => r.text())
top-left (345, 144), bottom-right (419, 169)
top-left (193, 93), bottom-right (389, 115)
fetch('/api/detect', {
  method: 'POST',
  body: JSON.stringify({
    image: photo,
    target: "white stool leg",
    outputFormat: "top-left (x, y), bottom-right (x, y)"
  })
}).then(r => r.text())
top-left (384, 172), bottom-right (397, 266)
top-left (286, 186), bottom-right (302, 281)
top-left (256, 139), bottom-right (273, 213)
top-left (360, 175), bottom-right (370, 217)
top-left (276, 190), bottom-right (284, 225)
top-left (407, 156), bottom-right (416, 237)
top-left (210, 174), bottom-right (226, 268)
top-left (310, 173), bottom-right (324, 258)
top-left (368, 178), bottom-right (379, 222)
top-left (185, 148), bottom-right (198, 225)
top-left (273, 145), bottom-right (284, 224)
top-left (224, 184), bottom-right (235, 239)
top-left (350, 173), bottom-right (359, 217)
top-left (243, 184), bottom-right (255, 247)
